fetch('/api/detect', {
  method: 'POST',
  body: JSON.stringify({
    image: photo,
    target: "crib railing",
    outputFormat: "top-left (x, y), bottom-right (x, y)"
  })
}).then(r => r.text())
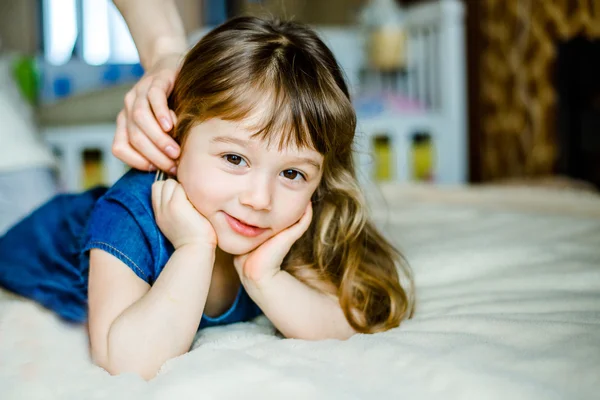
top-left (406, 0), bottom-right (467, 184)
top-left (320, 0), bottom-right (467, 184)
top-left (406, 0), bottom-right (466, 119)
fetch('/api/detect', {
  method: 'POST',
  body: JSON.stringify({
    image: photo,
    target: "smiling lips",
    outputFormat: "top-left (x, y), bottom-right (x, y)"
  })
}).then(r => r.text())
top-left (224, 213), bottom-right (267, 237)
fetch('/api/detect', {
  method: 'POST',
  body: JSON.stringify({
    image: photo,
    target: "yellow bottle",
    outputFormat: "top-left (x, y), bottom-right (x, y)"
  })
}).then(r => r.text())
top-left (412, 133), bottom-right (433, 181)
top-left (374, 135), bottom-right (392, 181)
top-left (82, 150), bottom-right (105, 189)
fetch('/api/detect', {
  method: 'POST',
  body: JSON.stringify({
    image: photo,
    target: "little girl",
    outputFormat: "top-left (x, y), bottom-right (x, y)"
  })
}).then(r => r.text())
top-left (0, 17), bottom-right (414, 379)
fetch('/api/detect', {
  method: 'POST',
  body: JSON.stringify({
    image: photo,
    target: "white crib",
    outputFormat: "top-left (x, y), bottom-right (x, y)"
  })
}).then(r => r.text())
top-left (319, 0), bottom-right (467, 185)
top-left (43, 0), bottom-right (467, 192)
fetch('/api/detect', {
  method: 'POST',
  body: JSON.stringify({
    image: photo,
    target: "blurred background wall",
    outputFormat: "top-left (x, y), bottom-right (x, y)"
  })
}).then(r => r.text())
top-left (2, 0), bottom-right (598, 189)
top-left (0, 0), bottom-right (39, 55)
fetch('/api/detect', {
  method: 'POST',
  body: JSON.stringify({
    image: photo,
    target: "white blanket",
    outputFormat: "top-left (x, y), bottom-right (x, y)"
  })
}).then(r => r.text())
top-left (1, 184), bottom-right (599, 399)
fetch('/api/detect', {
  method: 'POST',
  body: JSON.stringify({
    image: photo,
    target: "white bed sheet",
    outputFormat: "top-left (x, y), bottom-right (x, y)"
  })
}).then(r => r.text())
top-left (1, 184), bottom-right (599, 399)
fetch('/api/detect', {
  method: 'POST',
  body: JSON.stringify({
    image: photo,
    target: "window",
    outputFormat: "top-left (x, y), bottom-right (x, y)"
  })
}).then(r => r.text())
top-left (42, 0), bottom-right (139, 66)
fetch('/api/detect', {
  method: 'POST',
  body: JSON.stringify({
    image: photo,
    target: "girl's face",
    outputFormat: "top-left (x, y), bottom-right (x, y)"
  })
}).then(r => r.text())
top-left (177, 117), bottom-right (323, 255)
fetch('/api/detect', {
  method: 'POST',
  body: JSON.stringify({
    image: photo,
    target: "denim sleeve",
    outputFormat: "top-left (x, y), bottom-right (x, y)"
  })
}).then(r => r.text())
top-left (82, 193), bottom-right (158, 284)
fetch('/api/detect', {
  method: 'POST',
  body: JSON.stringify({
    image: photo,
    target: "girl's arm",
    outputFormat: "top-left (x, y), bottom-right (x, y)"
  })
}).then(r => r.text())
top-left (241, 270), bottom-right (356, 341)
top-left (89, 179), bottom-right (218, 380)
top-left (234, 203), bottom-right (355, 341)
top-left (88, 244), bottom-right (215, 380)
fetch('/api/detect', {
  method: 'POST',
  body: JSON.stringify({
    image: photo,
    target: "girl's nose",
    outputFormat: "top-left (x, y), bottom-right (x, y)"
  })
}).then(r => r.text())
top-left (238, 175), bottom-right (272, 211)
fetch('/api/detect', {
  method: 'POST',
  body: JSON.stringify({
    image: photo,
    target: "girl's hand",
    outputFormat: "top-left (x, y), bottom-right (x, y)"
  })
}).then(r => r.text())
top-left (112, 53), bottom-right (182, 174)
top-left (234, 203), bottom-right (313, 287)
top-left (152, 179), bottom-right (217, 249)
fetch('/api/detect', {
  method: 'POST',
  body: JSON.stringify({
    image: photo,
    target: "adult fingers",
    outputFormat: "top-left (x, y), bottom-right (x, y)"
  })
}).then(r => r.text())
top-left (147, 87), bottom-right (181, 160)
top-left (123, 78), bottom-right (177, 169)
top-left (127, 111), bottom-right (177, 173)
top-left (147, 76), bottom-right (176, 131)
top-left (112, 111), bottom-right (155, 171)
top-left (138, 74), bottom-right (178, 149)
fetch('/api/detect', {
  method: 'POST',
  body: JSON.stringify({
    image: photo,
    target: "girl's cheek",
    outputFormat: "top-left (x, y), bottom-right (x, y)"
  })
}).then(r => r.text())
top-left (203, 171), bottom-right (235, 196)
top-left (273, 198), bottom-right (311, 231)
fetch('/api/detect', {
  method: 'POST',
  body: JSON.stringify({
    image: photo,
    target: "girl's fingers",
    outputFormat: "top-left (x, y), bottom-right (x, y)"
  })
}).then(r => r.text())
top-left (233, 254), bottom-right (248, 274)
top-left (286, 202), bottom-right (313, 241)
top-left (171, 182), bottom-right (187, 206)
top-left (263, 202), bottom-right (313, 254)
top-left (161, 179), bottom-right (177, 206)
top-left (151, 181), bottom-right (163, 214)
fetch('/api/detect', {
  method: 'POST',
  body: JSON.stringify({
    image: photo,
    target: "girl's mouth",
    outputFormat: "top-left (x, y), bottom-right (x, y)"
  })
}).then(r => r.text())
top-left (224, 213), bottom-right (267, 237)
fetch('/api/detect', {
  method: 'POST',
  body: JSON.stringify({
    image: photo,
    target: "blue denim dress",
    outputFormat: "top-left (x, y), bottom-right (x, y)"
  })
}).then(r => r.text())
top-left (0, 170), bottom-right (262, 328)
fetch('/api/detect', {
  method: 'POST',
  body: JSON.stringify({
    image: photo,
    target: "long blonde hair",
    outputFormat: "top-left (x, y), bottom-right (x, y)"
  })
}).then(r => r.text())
top-left (168, 16), bottom-right (414, 333)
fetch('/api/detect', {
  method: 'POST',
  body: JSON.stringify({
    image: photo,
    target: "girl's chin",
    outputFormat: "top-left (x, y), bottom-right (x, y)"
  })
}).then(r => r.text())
top-left (216, 237), bottom-right (265, 256)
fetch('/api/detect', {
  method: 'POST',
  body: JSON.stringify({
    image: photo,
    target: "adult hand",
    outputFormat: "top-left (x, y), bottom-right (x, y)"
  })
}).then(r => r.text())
top-left (152, 179), bottom-right (218, 250)
top-left (113, 53), bottom-right (182, 174)
top-left (233, 203), bottom-right (313, 287)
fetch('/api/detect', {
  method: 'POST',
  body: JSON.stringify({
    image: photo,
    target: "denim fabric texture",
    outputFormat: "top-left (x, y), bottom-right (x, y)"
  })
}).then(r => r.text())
top-left (0, 169), bottom-right (262, 328)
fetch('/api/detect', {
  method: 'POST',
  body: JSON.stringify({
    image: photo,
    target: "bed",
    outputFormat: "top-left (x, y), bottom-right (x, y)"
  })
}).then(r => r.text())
top-left (7, 0), bottom-right (597, 397)
top-left (1, 183), bottom-right (599, 399)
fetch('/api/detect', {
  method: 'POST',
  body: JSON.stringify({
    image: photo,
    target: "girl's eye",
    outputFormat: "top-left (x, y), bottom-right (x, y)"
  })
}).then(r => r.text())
top-left (281, 169), bottom-right (305, 181)
top-left (224, 154), bottom-right (246, 166)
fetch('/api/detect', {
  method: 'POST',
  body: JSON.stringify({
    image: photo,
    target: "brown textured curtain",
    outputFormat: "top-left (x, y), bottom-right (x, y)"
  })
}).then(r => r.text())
top-left (477, 0), bottom-right (600, 181)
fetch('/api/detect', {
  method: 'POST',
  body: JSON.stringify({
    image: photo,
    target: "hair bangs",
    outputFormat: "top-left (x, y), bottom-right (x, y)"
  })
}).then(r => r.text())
top-left (198, 74), bottom-right (321, 154)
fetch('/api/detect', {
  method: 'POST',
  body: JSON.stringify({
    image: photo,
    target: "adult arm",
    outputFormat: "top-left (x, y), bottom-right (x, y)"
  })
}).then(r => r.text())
top-left (111, 0), bottom-right (189, 173)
